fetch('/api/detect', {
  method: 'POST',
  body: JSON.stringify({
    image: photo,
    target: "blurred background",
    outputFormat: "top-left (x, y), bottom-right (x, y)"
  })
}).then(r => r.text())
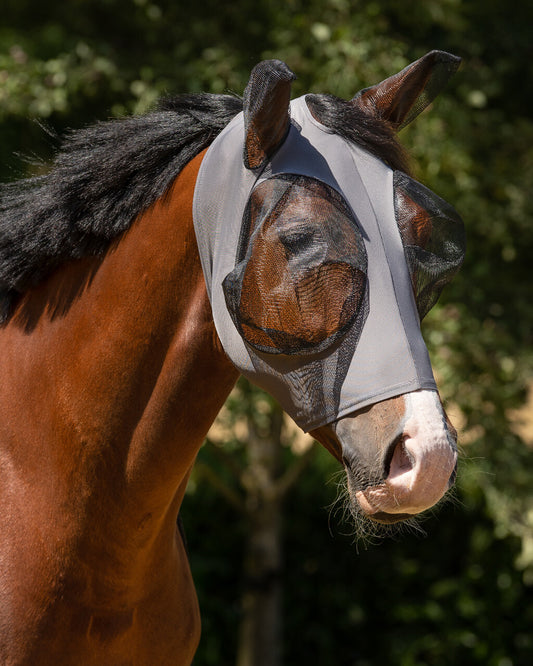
top-left (1, 1), bottom-right (533, 664)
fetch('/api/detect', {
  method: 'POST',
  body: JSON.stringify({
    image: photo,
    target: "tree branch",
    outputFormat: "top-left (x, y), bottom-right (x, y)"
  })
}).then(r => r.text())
top-left (194, 462), bottom-right (246, 514)
top-left (205, 438), bottom-right (247, 485)
top-left (274, 442), bottom-right (318, 501)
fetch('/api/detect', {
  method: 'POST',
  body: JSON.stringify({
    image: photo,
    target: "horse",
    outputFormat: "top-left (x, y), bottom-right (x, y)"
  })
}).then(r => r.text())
top-left (0, 52), bottom-right (465, 664)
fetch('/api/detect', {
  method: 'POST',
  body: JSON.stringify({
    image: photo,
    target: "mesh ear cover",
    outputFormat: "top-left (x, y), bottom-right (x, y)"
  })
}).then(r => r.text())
top-left (394, 171), bottom-right (465, 319)
top-left (223, 174), bottom-right (368, 355)
top-left (243, 59), bottom-right (295, 170)
top-left (352, 51), bottom-right (461, 131)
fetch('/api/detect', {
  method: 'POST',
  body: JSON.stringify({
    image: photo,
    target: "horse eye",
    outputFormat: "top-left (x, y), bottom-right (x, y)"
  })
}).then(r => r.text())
top-left (278, 227), bottom-right (316, 255)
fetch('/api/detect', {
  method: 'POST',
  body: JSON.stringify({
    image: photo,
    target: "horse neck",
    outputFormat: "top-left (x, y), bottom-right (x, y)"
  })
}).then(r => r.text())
top-left (4, 150), bottom-right (238, 515)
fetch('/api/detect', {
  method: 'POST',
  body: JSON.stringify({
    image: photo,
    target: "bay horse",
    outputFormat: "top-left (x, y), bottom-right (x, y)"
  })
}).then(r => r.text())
top-left (0, 52), bottom-right (464, 664)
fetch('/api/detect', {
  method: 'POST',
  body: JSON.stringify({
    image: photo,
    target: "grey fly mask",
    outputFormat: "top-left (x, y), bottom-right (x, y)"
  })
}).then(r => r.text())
top-left (193, 54), bottom-right (465, 432)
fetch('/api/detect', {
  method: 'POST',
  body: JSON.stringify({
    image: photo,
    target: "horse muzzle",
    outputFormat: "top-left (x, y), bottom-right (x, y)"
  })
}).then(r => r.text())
top-left (352, 429), bottom-right (457, 523)
top-left (312, 390), bottom-right (457, 524)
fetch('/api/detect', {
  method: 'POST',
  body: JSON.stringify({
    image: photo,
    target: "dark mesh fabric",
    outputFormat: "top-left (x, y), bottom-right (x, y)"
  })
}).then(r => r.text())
top-left (223, 174), bottom-right (368, 355)
top-left (245, 301), bottom-right (368, 423)
top-left (394, 171), bottom-right (465, 319)
top-left (242, 60), bottom-right (295, 170)
top-left (353, 51), bottom-right (461, 131)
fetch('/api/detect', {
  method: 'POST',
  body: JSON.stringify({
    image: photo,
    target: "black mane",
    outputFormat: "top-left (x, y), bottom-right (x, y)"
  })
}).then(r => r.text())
top-left (0, 94), bottom-right (243, 322)
top-left (0, 91), bottom-right (406, 323)
top-left (305, 94), bottom-right (409, 173)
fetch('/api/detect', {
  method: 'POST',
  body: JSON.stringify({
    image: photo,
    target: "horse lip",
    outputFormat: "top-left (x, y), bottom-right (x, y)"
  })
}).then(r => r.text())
top-left (367, 511), bottom-right (414, 525)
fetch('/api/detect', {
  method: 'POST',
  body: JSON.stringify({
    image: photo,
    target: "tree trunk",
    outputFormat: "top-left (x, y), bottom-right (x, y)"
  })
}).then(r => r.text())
top-left (202, 381), bottom-right (316, 665)
top-left (236, 401), bottom-right (284, 666)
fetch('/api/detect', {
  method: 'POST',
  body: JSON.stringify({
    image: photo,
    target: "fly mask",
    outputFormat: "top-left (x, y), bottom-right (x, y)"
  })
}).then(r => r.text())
top-left (193, 53), bottom-right (465, 432)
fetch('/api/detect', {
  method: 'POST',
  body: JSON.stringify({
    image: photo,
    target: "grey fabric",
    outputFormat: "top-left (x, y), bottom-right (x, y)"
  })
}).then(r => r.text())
top-left (193, 96), bottom-right (443, 431)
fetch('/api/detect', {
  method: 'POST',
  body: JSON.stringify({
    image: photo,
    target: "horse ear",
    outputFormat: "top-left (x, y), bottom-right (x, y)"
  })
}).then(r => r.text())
top-left (351, 50), bottom-right (461, 131)
top-left (243, 59), bottom-right (296, 170)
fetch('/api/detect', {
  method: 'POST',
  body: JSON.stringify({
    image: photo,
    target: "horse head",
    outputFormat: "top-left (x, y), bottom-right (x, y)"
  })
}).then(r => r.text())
top-left (193, 53), bottom-right (465, 528)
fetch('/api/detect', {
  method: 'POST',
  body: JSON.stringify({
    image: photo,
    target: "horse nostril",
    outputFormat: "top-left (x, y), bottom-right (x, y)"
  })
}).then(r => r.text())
top-left (383, 433), bottom-right (409, 480)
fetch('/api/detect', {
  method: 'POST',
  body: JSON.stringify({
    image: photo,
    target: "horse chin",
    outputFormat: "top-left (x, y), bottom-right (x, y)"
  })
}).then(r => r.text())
top-left (340, 487), bottom-right (428, 543)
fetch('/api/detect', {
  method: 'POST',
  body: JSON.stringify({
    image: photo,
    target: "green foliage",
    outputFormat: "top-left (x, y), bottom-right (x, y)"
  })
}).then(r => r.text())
top-left (2, 0), bottom-right (533, 662)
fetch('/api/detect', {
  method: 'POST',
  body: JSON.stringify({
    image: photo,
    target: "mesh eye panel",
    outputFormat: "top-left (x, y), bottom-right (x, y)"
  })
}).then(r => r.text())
top-left (223, 174), bottom-right (368, 355)
top-left (394, 171), bottom-right (465, 320)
